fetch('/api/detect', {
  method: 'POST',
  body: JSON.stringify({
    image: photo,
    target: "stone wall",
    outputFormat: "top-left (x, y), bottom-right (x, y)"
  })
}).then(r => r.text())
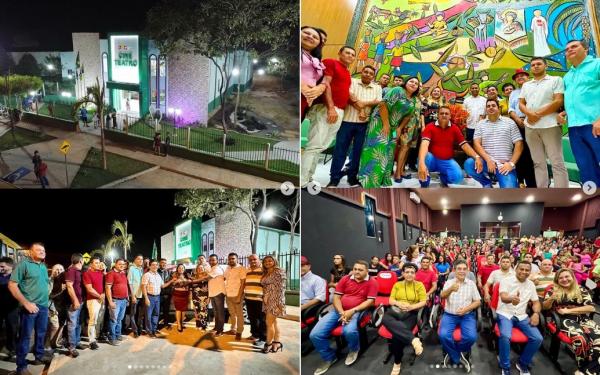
top-left (215, 209), bottom-right (253, 258)
top-left (71, 33), bottom-right (102, 98)
top-left (167, 53), bottom-right (211, 125)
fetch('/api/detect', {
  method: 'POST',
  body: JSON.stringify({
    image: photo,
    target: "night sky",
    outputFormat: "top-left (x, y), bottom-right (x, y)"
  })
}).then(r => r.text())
top-left (0, 189), bottom-right (295, 267)
top-left (0, 0), bottom-right (161, 51)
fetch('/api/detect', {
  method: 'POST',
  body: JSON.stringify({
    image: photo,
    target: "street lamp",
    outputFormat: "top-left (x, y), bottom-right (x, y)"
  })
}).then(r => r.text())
top-left (252, 59), bottom-right (258, 64)
top-left (270, 57), bottom-right (279, 63)
top-left (260, 208), bottom-right (275, 221)
top-left (257, 69), bottom-right (265, 76)
top-left (46, 64), bottom-right (54, 70)
top-left (109, 249), bottom-right (116, 265)
top-left (232, 68), bottom-right (240, 77)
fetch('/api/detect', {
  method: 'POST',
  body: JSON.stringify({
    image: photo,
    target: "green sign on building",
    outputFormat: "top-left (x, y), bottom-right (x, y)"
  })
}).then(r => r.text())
top-left (174, 219), bottom-right (201, 261)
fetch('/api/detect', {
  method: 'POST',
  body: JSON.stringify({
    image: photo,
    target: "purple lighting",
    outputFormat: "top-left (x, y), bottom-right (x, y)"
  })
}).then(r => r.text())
top-left (174, 108), bottom-right (182, 116)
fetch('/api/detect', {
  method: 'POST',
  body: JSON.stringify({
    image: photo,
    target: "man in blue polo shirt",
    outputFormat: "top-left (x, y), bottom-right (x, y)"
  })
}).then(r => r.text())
top-left (559, 39), bottom-right (600, 186)
top-left (9, 243), bottom-right (52, 375)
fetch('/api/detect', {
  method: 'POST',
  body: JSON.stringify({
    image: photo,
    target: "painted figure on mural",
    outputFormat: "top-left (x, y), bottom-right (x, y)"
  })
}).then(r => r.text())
top-left (428, 11), bottom-right (449, 39)
top-left (387, 45), bottom-right (404, 76)
top-left (501, 11), bottom-right (523, 35)
top-left (357, 29), bottom-right (372, 72)
top-left (374, 35), bottom-right (387, 73)
top-left (531, 9), bottom-right (551, 56)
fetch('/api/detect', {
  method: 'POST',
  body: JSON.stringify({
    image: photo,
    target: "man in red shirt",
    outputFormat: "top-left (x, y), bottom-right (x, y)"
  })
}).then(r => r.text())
top-left (477, 253), bottom-right (499, 291)
top-left (83, 256), bottom-right (105, 350)
top-left (417, 105), bottom-right (481, 187)
top-left (301, 46), bottom-right (355, 186)
top-left (105, 258), bottom-right (129, 346)
top-left (415, 256), bottom-right (438, 298)
top-left (309, 260), bottom-right (377, 374)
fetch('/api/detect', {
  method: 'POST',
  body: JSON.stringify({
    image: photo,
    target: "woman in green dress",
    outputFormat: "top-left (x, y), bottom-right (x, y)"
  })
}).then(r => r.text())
top-left (358, 76), bottom-right (420, 187)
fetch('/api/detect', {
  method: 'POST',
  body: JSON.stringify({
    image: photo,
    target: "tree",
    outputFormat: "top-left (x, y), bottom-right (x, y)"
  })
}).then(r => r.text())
top-left (0, 75), bottom-right (43, 96)
top-left (145, 0), bottom-right (298, 132)
top-left (175, 189), bottom-right (267, 254)
top-left (108, 220), bottom-right (134, 261)
top-left (14, 54), bottom-right (41, 76)
top-left (275, 190), bottom-right (300, 253)
top-left (73, 78), bottom-right (107, 169)
top-left (0, 46), bottom-right (15, 75)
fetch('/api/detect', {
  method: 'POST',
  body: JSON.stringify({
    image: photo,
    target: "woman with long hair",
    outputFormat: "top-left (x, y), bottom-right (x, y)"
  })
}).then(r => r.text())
top-left (329, 254), bottom-right (351, 302)
top-left (380, 253), bottom-right (394, 269)
top-left (401, 245), bottom-right (422, 268)
top-left (358, 76), bottom-right (421, 187)
top-left (190, 261), bottom-right (210, 330)
top-left (261, 255), bottom-right (286, 353)
top-left (301, 26), bottom-right (327, 119)
top-left (170, 264), bottom-right (191, 332)
top-left (543, 268), bottom-right (600, 375)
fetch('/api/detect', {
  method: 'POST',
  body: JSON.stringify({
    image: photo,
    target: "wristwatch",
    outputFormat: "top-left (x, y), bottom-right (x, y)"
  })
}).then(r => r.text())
top-left (508, 161), bottom-right (515, 169)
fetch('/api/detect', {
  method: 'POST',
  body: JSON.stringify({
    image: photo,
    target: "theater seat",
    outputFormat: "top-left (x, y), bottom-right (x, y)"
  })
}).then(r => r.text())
top-left (493, 324), bottom-right (529, 343)
top-left (546, 322), bottom-right (573, 345)
top-left (331, 312), bottom-right (372, 336)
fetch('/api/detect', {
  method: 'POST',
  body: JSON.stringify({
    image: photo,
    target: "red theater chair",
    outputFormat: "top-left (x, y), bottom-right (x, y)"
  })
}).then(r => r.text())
top-left (301, 280), bottom-right (330, 356)
top-left (376, 308), bottom-right (426, 365)
top-left (317, 304), bottom-right (375, 356)
top-left (372, 270), bottom-right (398, 325)
top-left (488, 283), bottom-right (530, 352)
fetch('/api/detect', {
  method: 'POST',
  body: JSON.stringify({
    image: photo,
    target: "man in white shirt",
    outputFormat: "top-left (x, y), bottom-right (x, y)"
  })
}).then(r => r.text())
top-left (519, 57), bottom-right (568, 187)
top-left (207, 254), bottom-right (226, 336)
top-left (484, 256), bottom-right (515, 303)
top-left (496, 262), bottom-right (542, 375)
top-left (142, 260), bottom-right (174, 337)
top-left (463, 83), bottom-right (487, 144)
top-left (224, 252), bottom-right (247, 340)
top-left (439, 260), bottom-right (481, 372)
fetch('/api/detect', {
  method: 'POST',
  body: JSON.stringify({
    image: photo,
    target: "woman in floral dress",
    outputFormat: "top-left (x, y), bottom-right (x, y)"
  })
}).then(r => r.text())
top-left (261, 256), bottom-right (286, 353)
top-left (190, 258), bottom-right (211, 330)
top-left (358, 77), bottom-right (420, 187)
top-left (543, 268), bottom-right (600, 374)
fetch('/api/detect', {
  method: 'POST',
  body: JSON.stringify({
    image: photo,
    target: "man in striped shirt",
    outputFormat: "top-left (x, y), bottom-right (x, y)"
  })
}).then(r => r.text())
top-left (530, 259), bottom-right (554, 298)
top-left (328, 65), bottom-right (382, 187)
top-left (464, 99), bottom-right (523, 188)
top-left (244, 254), bottom-right (266, 343)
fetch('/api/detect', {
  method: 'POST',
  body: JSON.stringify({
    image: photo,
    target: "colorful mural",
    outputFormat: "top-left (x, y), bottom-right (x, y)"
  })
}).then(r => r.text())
top-left (351, 0), bottom-right (597, 98)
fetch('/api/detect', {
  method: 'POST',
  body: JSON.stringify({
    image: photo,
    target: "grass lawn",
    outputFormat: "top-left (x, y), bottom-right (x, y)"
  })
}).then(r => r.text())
top-left (37, 102), bottom-right (76, 120)
top-left (0, 127), bottom-right (56, 151)
top-left (70, 147), bottom-right (154, 188)
top-left (127, 121), bottom-right (279, 152)
top-left (242, 159), bottom-right (299, 176)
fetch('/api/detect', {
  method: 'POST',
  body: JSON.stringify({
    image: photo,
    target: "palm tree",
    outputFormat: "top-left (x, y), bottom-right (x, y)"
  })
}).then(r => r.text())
top-left (72, 78), bottom-right (107, 170)
top-left (108, 220), bottom-right (134, 261)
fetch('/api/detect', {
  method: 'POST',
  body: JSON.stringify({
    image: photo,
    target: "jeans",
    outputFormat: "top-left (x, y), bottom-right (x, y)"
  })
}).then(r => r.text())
top-left (569, 125), bottom-right (600, 186)
top-left (211, 293), bottom-right (226, 333)
top-left (145, 295), bottom-right (161, 334)
top-left (309, 309), bottom-right (362, 362)
top-left (17, 305), bottom-right (48, 371)
top-left (464, 158), bottom-right (518, 188)
top-left (439, 312), bottom-right (477, 364)
top-left (0, 307), bottom-right (19, 352)
top-left (419, 152), bottom-right (464, 187)
top-left (330, 121), bottom-right (368, 182)
top-left (108, 299), bottom-right (128, 340)
top-left (245, 299), bottom-right (266, 340)
top-left (129, 298), bottom-right (144, 335)
top-left (67, 304), bottom-right (82, 349)
top-left (497, 315), bottom-right (543, 371)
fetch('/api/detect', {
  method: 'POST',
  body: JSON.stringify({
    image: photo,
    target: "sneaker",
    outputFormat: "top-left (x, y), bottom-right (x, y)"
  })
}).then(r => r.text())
top-left (89, 342), bottom-right (99, 350)
top-left (108, 340), bottom-right (121, 346)
top-left (443, 353), bottom-right (450, 367)
top-left (31, 356), bottom-right (52, 366)
top-left (326, 180), bottom-right (339, 188)
top-left (515, 363), bottom-right (530, 375)
top-left (347, 177), bottom-right (361, 187)
top-left (501, 369), bottom-right (511, 375)
top-left (68, 348), bottom-right (79, 358)
top-left (117, 336), bottom-right (124, 341)
top-left (314, 358), bottom-right (338, 375)
top-left (390, 363), bottom-right (401, 375)
top-left (345, 351), bottom-right (359, 366)
top-left (75, 344), bottom-right (85, 350)
top-left (460, 353), bottom-right (471, 373)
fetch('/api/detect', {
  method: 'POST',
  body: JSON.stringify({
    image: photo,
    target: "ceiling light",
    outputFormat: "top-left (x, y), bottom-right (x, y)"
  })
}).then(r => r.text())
top-left (572, 193), bottom-right (582, 201)
top-left (442, 209), bottom-right (448, 215)
top-left (525, 195), bottom-right (535, 203)
top-left (440, 198), bottom-right (448, 206)
top-left (482, 197), bottom-right (489, 204)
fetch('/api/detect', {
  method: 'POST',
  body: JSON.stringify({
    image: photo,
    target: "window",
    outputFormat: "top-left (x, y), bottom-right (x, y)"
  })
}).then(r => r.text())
top-left (208, 231), bottom-right (214, 254)
top-left (402, 214), bottom-right (408, 239)
top-left (202, 233), bottom-right (208, 254)
top-left (101, 53), bottom-right (108, 101)
top-left (158, 55), bottom-right (167, 114)
top-left (364, 195), bottom-right (376, 238)
top-left (149, 55), bottom-right (158, 107)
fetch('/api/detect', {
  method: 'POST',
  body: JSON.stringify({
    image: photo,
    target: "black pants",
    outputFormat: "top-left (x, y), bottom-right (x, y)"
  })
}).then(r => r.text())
top-left (129, 298), bottom-right (145, 335)
top-left (515, 125), bottom-right (537, 187)
top-left (245, 299), bottom-right (266, 341)
top-left (382, 310), bottom-right (418, 364)
top-left (211, 293), bottom-right (225, 333)
top-left (0, 307), bottom-right (19, 352)
top-left (160, 293), bottom-right (172, 327)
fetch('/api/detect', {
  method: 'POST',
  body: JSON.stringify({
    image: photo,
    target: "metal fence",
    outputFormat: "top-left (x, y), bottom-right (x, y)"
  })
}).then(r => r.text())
top-left (107, 114), bottom-right (299, 176)
top-left (215, 249), bottom-right (299, 291)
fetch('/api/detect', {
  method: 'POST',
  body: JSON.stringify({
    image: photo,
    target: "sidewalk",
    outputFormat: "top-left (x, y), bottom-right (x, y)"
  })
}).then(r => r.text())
top-left (2, 121), bottom-right (283, 188)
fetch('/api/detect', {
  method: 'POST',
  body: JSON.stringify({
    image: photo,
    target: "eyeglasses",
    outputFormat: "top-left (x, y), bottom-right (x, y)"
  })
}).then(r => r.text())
top-left (333, 257), bottom-right (342, 260)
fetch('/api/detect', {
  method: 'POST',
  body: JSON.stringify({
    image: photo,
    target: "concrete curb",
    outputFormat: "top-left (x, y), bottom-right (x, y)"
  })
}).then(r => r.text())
top-left (98, 165), bottom-right (160, 188)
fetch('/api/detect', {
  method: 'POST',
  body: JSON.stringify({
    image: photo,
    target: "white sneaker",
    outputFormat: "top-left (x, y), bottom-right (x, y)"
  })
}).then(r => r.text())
top-left (443, 353), bottom-right (450, 367)
top-left (314, 358), bottom-right (338, 375)
top-left (345, 351), bottom-right (359, 366)
top-left (516, 363), bottom-right (530, 375)
top-left (390, 362), bottom-right (401, 375)
top-left (460, 353), bottom-right (471, 373)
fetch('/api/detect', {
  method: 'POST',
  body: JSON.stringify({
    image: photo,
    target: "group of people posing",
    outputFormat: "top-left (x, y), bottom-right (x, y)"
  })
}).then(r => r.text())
top-left (301, 234), bottom-right (600, 375)
top-left (301, 26), bottom-right (600, 188)
top-left (0, 244), bottom-right (287, 375)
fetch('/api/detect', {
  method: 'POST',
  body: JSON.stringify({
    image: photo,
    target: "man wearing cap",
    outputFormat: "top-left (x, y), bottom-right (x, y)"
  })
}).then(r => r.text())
top-left (508, 69), bottom-right (537, 188)
top-left (559, 39), bottom-right (600, 186)
top-left (519, 57), bottom-right (568, 187)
